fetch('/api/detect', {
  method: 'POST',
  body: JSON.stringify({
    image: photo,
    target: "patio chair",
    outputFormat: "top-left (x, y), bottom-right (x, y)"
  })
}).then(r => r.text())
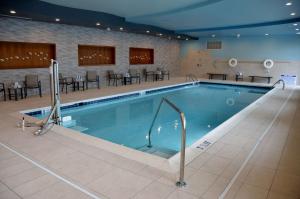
top-left (0, 83), bottom-right (6, 101)
top-left (86, 71), bottom-right (100, 89)
top-left (157, 67), bottom-right (170, 80)
top-left (59, 73), bottom-right (74, 94)
top-left (24, 75), bottom-right (42, 98)
top-left (107, 70), bottom-right (123, 86)
top-left (128, 69), bottom-right (141, 84)
top-left (143, 68), bottom-right (155, 82)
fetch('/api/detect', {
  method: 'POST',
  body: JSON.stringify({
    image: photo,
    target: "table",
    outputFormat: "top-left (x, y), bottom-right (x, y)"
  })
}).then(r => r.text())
top-left (249, 76), bottom-right (273, 83)
top-left (123, 77), bottom-right (132, 85)
top-left (8, 87), bottom-right (24, 101)
top-left (73, 81), bottom-right (85, 91)
top-left (207, 73), bottom-right (227, 80)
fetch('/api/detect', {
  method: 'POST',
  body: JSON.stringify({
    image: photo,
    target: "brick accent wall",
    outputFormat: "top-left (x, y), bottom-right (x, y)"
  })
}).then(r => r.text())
top-left (0, 18), bottom-right (180, 94)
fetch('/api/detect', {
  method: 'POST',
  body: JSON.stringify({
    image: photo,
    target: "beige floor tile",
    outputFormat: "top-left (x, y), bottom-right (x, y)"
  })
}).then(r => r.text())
top-left (270, 172), bottom-right (300, 196)
top-left (222, 181), bottom-right (243, 199)
top-left (200, 156), bottom-right (231, 175)
top-left (202, 177), bottom-right (230, 199)
top-left (244, 165), bottom-right (275, 189)
top-left (23, 182), bottom-right (92, 199)
top-left (1, 167), bottom-right (46, 188)
top-left (267, 191), bottom-right (299, 199)
top-left (132, 165), bottom-right (165, 180)
top-left (0, 161), bottom-right (34, 178)
top-left (187, 152), bottom-right (211, 170)
top-left (234, 184), bottom-right (268, 199)
top-left (0, 189), bottom-right (21, 199)
top-left (182, 169), bottom-right (218, 196)
top-left (215, 144), bottom-right (243, 159)
top-left (278, 154), bottom-right (300, 176)
top-left (133, 181), bottom-right (175, 199)
top-left (205, 142), bottom-right (224, 155)
top-left (0, 147), bottom-right (15, 161)
top-left (166, 190), bottom-right (199, 199)
top-left (0, 182), bottom-right (8, 193)
top-left (87, 168), bottom-right (152, 199)
top-left (13, 174), bottom-right (59, 197)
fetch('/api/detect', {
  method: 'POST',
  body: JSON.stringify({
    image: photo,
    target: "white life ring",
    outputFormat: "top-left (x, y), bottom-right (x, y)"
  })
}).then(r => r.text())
top-left (226, 98), bottom-right (235, 106)
top-left (263, 59), bottom-right (274, 69)
top-left (228, 58), bottom-right (238, 67)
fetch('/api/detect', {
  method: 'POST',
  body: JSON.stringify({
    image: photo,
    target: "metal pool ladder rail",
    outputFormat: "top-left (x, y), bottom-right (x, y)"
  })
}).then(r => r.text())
top-left (147, 97), bottom-right (187, 187)
top-left (186, 74), bottom-right (198, 82)
top-left (272, 79), bottom-right (285, 90)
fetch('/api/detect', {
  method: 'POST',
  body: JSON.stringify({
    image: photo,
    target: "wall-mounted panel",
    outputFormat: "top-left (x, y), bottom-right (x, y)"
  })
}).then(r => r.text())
top-left (130, 47), bottom-right (154, 65)
top-left (0, 41), bottom-right (55, 69)
top-left (78, 45), bottom-right (115, 66)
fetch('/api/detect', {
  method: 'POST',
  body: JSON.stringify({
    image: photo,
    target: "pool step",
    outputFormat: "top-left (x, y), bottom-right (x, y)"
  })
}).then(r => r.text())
top-left (70, 125), bottom-right (89, 132)
top-left (62, 120), bottom-right (88, 132)
top-left (137, 145), bottom-right (177, 159)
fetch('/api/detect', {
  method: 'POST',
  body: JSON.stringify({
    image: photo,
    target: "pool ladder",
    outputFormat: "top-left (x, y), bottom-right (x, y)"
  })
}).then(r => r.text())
top-left (272, 79), bottom-right (285, 90)
top-left (186, 74), bottom-right (198, 82)
top-left (147, 97), bottom-right (187, 187)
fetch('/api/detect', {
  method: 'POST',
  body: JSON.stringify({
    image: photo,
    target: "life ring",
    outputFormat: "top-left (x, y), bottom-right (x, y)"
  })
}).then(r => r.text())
top-left (263, 59), bottom-right (274, 69)
top-left (226, 98), bottom-right (235, 106)
top-left (228, 58), bottom-right (238, 67)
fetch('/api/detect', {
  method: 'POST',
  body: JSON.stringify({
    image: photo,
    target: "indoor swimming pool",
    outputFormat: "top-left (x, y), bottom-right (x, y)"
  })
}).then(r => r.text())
top-left (27, 83), bottom-right (271, 158)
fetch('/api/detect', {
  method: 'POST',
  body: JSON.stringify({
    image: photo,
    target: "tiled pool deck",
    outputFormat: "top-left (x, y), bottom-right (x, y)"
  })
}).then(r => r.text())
top-left (0, 77), bottom-right (299, 199)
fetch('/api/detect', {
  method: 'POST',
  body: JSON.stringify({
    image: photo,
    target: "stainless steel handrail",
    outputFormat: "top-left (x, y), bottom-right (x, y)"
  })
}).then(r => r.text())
top-left (186, 74), bottom-right (198, 82)
top-left (147, 97), bottom-right (187, 187)
top-left (272, 79), bottom-right (285, 90)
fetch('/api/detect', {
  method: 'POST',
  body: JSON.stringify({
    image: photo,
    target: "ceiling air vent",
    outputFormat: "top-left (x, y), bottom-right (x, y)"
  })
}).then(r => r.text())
top-left (207, 41), bottom-right (222, 49)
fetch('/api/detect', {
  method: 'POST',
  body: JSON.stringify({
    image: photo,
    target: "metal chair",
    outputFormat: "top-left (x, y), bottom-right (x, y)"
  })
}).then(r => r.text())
top-left (24, 75), bottom-right (42, 98)
top-left (107, 70), bottom-right (123, 86)
top-left (143, 68), bottom-right (155, 82)
top-left (86, 71), bottom-right (100, 89)
top-left (59, 73), bottom-right (74, 94)
top-left (157, 67), bottom-right (170, 80)
top-left (128, 69), bottom-right (141, 84)
top-left (0, 83), bottom-right (6, 101)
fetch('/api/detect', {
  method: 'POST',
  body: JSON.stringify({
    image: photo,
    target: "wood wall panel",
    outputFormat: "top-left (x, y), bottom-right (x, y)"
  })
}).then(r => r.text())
top-left (78, 45), bottom-right (115, 66)
top-left (0, 41), bottom-right (55, 69)
top-left (130, 47), bottom-right (154, 65)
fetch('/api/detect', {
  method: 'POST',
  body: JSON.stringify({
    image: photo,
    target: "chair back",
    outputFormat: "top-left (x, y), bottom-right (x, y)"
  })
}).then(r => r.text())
top-left (86, 71), bottom-right (97, 81)
top-left (25, 75), bottom-right (39, 88)
top-left (129, 69), bottom-right (137, 76)
top-left (107, 70), bottom-right (115, 78)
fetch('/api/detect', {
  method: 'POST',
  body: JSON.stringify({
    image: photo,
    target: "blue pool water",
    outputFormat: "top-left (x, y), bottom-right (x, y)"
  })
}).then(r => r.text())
top-left (30, 83), bottom-right (270, 158)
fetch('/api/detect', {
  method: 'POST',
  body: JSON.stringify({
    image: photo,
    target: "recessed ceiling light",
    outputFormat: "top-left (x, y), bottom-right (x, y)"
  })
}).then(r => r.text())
top-left (185, 38), bottom-right (189, 41)
top-left (265, 33), bottom-right (269, 36)
top-left (10, 10), bottom-right (16, 14)
top-left (212, 34), bottom-right (216, 38)
top-left (285, 2), bottom-right (292, 6)
top-left (296, 32), bottom-right (300, 35)
top-left (55, 18), bottom-right (60, 22)
top-left (120, 27), bottom-right (123, 31)
top-left (293, 23), bottom-right (298, 26)
top-left (106, 27), bottom-right (111, 31)
top-left (296, 28), bottom-right (300, 31)
top-left (237, 34), bottom-right (241, 38)
top-left (96, 22), bottom-right (101, 26)
top-left (177, 36), bottom-right (181, 39)
top-left (290, 12), bottom-right (296, 16)
top-left (146, 30), bottom-right (150, 33)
